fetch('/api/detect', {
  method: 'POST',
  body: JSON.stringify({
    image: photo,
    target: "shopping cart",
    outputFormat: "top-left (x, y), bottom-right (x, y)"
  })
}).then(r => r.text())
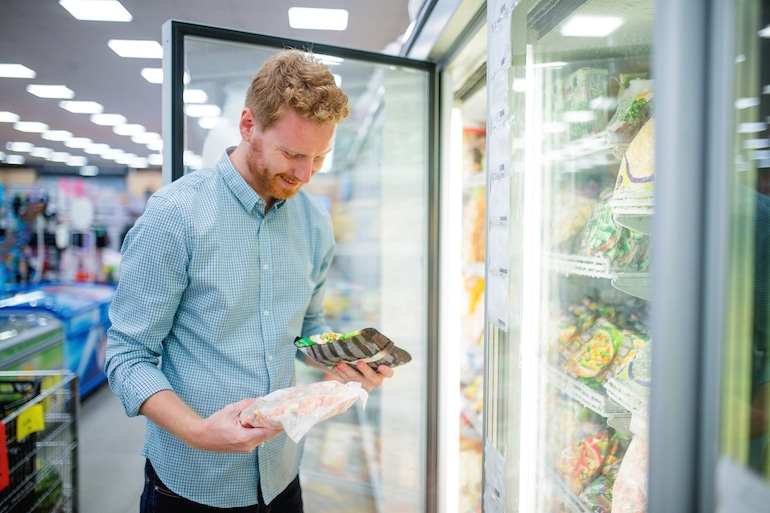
top-left (0, 371), bottom-right (78, 513)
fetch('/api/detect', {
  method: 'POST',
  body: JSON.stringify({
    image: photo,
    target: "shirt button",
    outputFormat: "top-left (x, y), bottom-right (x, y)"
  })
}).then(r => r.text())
top-left (262, 264), bottom-right (268, 270)
top-left (267, 355), bottom-right (274, 361)
top-left (263, 310), bottom-right (269, 316)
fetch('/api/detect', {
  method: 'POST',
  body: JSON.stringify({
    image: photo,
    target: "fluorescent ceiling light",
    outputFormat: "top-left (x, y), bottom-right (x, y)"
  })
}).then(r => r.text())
top-left (560, 15), bottom-right (624, 37)
top-left (113, 123), bottom-right (146, 136)
top-left (26, 84), bottom-right (75, 99)
top-left (91, 113), bottom-right (126, 126)
top-left (288, 7), bottom-right (348, 31)
top-left (108, 39), bottom-right (163, 58)
top-left (67, 156), bottom-right (89, 167)
top-left (184, 89), bottom-right (208, 104)
top-left (60, 100), bottom-right (104, 114)
top-left (759, 25), bottom-right (770, 38)
top-left (14, 121), bottom-right (49, 133)
top-left (115, 153), bottom-right (137, 164)
top-left (41, 130), bottom-right (73, 141)
top-left (59, 0), bottom-right (132, 21)
top-left (146, 139), bottom-right (163, 151)
top-left (184, 104), bottom-right (222, 118)
top-left (50, 152), bottom-right (71, 162)
top-left (5, 155), bottom-right (25, 165)
top-left (30, 147), bottom-right (53, 158)
top-left (131, 132), bottom-right (160, 144)
top-left (0, 111), bottom-right (20, 123)
top-left (141, 68), bottom-right (163, 84)
top-left (101, 149), bottom-right (124, 159)
top-left (64, 137), bottom-right (93, 148)
top-left (0, 64), bottom-right (36, 78)
top-left (84, 143), bottom-right (111, 154)
top-left (148, 154), bottom-right (163, 166)
top-left (7, 142), bottom-right (34, 152)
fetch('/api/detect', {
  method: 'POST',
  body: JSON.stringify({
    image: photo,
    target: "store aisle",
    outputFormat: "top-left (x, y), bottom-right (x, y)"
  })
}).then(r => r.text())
top-left (79, 383), bottom-right (146, 513)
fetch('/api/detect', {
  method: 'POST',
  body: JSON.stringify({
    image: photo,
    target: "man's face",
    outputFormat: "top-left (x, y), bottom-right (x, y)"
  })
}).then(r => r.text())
top-left (242, 108), bottom-right (335, 204)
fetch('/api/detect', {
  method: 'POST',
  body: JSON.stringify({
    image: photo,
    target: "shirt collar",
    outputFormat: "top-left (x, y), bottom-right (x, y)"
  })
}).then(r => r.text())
top-left (218, 148), bottom-right (286, 215)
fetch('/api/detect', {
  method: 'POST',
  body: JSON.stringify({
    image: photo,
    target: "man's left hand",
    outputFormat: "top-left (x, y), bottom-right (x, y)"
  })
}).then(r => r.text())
top-left (332, 361), bottom-right (394, 392)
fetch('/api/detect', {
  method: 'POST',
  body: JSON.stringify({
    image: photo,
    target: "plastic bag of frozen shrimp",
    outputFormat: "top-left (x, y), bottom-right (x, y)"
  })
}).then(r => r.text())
top-left (239, 380), bottom-right (368, 443)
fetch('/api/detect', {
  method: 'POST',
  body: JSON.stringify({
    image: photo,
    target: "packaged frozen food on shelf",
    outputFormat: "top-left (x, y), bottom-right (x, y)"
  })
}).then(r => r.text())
top-left (554, 67), bottom-right (610, 141)
top-left (578, 189), bottom-right (651, 273)
top-left (605, 340), bottom-right (652, 415)
top-left (611, 118), bottom-right (655, 235)
top-left (606, 79), bottom-right (653, 145)
top-left (462, 274), bottom-right (486, 345)
top-left (578, 459), bottom-right (621, 513)
top-left (613, 119), bottom-right (655, 198)
top-left (546, 393), bottom-right (606, 462)
top-left (463, 188), bottom-right (486, 264)
top-left (463, 127), bottom-right (486, 178)
top-left (550, 188), bottom-right (602, 254)
top-left (610, 435), bottom-right (649, 513)
top-left (555, 426), bottom-right (625, 495)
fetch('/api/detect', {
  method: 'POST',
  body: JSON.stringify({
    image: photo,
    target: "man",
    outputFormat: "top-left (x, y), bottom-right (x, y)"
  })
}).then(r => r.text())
top-left (105, 49), bottom-right (394, 512)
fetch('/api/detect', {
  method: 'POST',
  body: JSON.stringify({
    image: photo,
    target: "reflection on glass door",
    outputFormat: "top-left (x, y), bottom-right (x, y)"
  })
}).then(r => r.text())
top-left (484, 1), bottom-right (655, 512)
top-left (164, 21), bottom-right (435, 513)
top-left (718, 1), bottom-right (770, 509)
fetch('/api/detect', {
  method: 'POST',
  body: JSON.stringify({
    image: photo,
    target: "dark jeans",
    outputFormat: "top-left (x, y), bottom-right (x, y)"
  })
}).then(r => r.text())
top-left (140, 459), bottom-right (304, 513)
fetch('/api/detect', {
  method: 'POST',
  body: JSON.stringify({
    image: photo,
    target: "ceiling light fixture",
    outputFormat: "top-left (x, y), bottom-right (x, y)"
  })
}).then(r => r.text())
top-left (41, 130), bottom-right (74, 141)
top-left (30, 147), bottom-right (54, 159)
top-left (5, 155), bottom-right (25, 165)
top-left (0, 111), bottom-right (20, 123)
top-left (183, 89), bottom-right (208, 104)
top-left (59, 0), bottom-right (132, 21)
top-left (108, 39), bottom-right (163, 59)
top-left (84, 143), bottom-right (111, 155)
top-left (141, 68), bottom-right (163, 84)
top-left (0, 64), bottom-right (36, 79)
top-left (90, 113), bottom-right (127, 126)
top-left (67, 156), bottom-right (89, 167)
top-left (64, 137), bottom-right (93, 149)
top-left (50, 152), bottom-right (71, 163)
top-left (26, 84), bottom-right (75, 99)
top-left (6, 142), bottom-right (34, 152)
top-left (60, 100), bottom-right (104, 114)
top-left (13, 121), bottom-right (49, 133)
top-left (113, 124), bottom-right (146, 136)
top-left (288, 7), bottom-right (348, 31)
top-left (131, 132), bottom-right (160, 144)
top-left (560, 15), bottom-right (624, 37)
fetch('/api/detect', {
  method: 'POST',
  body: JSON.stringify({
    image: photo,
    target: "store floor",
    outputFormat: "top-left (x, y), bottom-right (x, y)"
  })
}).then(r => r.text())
top-left (79, 383), bottom-right (146, 512)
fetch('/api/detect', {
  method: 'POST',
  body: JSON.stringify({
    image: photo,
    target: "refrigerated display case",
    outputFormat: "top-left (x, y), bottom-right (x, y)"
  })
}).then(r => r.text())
top-left (483, 0), bottom-right (656, 511)
top-left (483, 0), bottom-right (770, 512)
top-left (0, 312), bottom-right (64, 372)
top-left (0, 283), bottom-right (114, 397)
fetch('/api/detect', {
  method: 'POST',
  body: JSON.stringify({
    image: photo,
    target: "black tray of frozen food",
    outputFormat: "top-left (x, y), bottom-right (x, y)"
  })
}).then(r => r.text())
top-left (295, 327), bottom-right (412, 370)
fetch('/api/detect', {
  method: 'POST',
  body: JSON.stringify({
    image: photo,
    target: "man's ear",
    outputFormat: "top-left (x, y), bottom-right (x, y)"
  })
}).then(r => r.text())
top-left (239, 108), bottom-right (257, 140)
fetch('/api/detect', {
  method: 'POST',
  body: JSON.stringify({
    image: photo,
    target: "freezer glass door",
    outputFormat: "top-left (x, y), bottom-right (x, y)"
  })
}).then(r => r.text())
top-left (484, 0), bottom-right (655, 511)
top-left (717, 0), bottom-right (770, 510)
top-left (163, 21), bottom-right (436, 513)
